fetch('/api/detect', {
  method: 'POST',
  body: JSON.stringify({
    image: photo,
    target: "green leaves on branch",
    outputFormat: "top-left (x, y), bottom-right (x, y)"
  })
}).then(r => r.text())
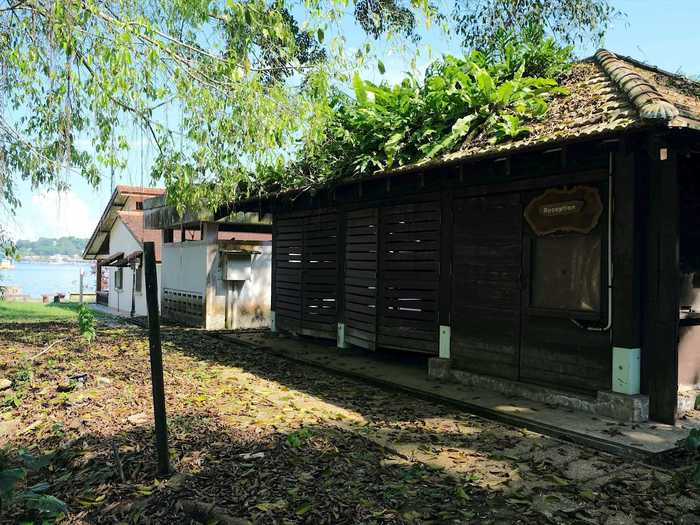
top-left (296, 35), bottom-right (569, 182)
top-left (0, 0), bottom-right (435, 218)
top-left (453, 0), bottom-right (620, 50)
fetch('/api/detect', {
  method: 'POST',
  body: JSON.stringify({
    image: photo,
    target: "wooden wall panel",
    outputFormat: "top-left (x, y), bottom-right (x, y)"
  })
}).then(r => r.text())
top-left (377, 201), bottom-right (440, 354)
top-left (344, 208), bottom-right (379, 349)
top-left (274, 214), bottom-right (304, 332)
top-left (451, 194), bottom-right (522, 379)
top-left (301, 210), bottom-right (339, 338)
top-left (519, 317), bottom-right (611, 393)
top-left (273, 209), bottom-right (339, 338)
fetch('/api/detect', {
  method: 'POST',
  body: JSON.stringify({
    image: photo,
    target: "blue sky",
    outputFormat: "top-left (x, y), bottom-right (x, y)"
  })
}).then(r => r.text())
top-left (6, 0), bottom-right (700, 241)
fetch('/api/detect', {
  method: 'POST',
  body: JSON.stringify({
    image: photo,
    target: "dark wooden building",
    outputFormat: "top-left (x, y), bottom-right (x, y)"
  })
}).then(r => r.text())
top-left (230, 50), bottom-right (700, 424)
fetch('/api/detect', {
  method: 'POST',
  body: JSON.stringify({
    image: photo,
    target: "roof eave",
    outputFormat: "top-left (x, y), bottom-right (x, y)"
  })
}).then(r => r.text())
top-left (82, 186), bottom-right (121, 259)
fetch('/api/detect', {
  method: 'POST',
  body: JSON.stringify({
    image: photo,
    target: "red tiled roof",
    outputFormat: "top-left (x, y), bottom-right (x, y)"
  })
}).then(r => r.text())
top-left (83, 185), bottom-right (165, 260)
top-left (117, 210), bottom-right (164, 262)
top-left (115, 185), bottom-right (166, 197)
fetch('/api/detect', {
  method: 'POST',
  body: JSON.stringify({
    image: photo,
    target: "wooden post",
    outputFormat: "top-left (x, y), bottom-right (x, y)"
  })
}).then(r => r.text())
top-left (611, 144), bottom-right (642, 395)
top-left (438, 185), bottom-right (454, 358)
top-left (143, 241), bottom-right (170, 476)
top-left (612, 143), bottom-right (641, 348)
top-left (163, 229), bottom-right (173, 244)
top-left (642, 139), bottom-right (680, 423)
top-left (336, 210), bottom-right (347, 348)
top-left (130, 263), bottom-right (136, 318)
top-left (270, 216), bottom-right (277, 332)
top-left (96, 262), bottom-right (102, 292)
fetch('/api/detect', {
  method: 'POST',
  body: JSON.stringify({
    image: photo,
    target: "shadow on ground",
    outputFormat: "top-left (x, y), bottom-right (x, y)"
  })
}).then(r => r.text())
top-left (2, 412), bottom-right (506, 524)
top-left (1, 321), bottom-right (699, 524)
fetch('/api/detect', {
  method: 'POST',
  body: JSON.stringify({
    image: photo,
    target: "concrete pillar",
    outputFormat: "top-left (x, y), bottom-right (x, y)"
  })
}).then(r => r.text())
top-left (202, 222), bottom-right (219, 244)
top-left (439, 325), bottom-right (451, 359)
top-left (612, 346), bottom-right (641, 395)
top-left (337, 322), bottom-right (348, 349)
top-left (201, 221), bottom-right (220, 330)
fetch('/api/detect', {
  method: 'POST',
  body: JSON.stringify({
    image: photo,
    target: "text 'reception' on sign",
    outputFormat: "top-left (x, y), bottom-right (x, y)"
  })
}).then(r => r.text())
top-left (524, 186), bottom-right (603, 236)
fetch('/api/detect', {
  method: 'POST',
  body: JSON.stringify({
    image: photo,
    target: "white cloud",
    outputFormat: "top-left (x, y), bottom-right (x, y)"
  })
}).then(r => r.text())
top-left (14, 190), bottom-right (99, 241)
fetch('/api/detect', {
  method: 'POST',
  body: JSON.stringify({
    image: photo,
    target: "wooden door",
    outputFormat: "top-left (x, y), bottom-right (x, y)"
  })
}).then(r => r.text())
top-left (451, 193), bottom-right (523, 379)
top-left (519, 183), bottom-right (610, 394)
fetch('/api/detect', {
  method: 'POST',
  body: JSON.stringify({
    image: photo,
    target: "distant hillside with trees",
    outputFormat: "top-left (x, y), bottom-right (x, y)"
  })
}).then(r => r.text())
top-left (16, 237), bottom-right (88, 257)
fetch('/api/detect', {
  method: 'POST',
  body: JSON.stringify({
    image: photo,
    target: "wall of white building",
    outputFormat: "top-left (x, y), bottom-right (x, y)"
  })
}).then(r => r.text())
top-left (159, 236), bottom-right (271, 329)
top-left (161, 241), bottom-right (208, 295)
top-left (107, 219), bottom-right (161, 316)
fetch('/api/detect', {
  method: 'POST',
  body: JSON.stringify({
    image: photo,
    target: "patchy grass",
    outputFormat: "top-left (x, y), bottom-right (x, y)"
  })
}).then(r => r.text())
top-left (0, 301), bottom-right (81, 322)
top-left (0, 321), bottom-right (698, 524)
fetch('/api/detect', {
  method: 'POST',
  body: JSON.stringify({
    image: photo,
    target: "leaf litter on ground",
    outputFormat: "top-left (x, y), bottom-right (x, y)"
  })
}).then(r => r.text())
top-left (0, 319), bottom-right (698, 524)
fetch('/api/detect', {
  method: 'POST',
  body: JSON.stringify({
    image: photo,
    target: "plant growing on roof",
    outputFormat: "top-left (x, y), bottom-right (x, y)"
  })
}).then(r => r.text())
top-left (484, 21), bottom-right (574, 79)
top-left (294, 27), bottom-right (571, 182)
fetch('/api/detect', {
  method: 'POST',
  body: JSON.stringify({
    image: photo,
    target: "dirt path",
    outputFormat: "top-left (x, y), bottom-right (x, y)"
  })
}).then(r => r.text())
top-left (1, 321), bottom-right (698, 524)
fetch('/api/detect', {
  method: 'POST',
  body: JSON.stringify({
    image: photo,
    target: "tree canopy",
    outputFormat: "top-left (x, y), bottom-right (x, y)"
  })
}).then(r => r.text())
top-left (452, 0), bottom-right (620, 50)
top-left (15, 236), bottom-right (87, 257)
top-left (0, 0), bottom-right (620, 226)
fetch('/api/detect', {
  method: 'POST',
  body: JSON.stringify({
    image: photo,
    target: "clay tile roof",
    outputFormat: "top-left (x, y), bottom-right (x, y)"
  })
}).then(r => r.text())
top-left (385, 49), bottom-right (700, 176)
top-left (595, 50), bottom-right (679, 121)
top-left (118, 211), bottom-right (163, 262)
top-left (114, 185), bottom-right (166, 197)
top-left (83, 185), bottom-right (165, 260)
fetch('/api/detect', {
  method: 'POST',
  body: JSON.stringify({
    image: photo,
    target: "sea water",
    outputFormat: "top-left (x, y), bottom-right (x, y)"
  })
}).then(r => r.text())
top-left (0, 261), bottom-right (96, 298)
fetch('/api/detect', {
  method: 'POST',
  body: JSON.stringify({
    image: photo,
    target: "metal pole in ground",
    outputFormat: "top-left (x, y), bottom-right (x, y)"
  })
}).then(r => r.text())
top-left (79, 269), bottom-right (84, 304)
top-left (143, 241), bottom-right (170, 476)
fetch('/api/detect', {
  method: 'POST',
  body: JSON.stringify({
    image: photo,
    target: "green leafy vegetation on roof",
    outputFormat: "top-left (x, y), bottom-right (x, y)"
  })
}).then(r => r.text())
top-left (291, 25), bottom-right (572, 185)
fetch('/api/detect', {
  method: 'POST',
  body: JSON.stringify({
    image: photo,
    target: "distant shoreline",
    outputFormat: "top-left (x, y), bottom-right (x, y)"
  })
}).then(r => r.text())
top-left (16, 256), bottom-right (90, 264)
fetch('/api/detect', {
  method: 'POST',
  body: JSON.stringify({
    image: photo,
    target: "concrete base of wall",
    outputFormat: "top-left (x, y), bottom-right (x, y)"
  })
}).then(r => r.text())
top-left (428, 358), bottom-right (650, 423)
top-left (678, 388), bottom-right (700, 415)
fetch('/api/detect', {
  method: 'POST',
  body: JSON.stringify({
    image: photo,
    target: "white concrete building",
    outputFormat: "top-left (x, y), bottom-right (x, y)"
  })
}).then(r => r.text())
top-left (82, 185), bottom-right (166, 316)
top-left (142, 196), bottom-right (273, 329)
top-left (159, 224), bottom-right (272, 329)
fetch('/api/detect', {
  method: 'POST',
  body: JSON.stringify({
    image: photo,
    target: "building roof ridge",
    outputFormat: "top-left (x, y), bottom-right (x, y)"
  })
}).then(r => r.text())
top-left (594, 49), bottom-right (679, 122)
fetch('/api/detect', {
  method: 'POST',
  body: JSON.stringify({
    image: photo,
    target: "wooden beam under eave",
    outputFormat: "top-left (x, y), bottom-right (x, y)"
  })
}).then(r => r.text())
top-left (98, 251), bottom-right (124, 266)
